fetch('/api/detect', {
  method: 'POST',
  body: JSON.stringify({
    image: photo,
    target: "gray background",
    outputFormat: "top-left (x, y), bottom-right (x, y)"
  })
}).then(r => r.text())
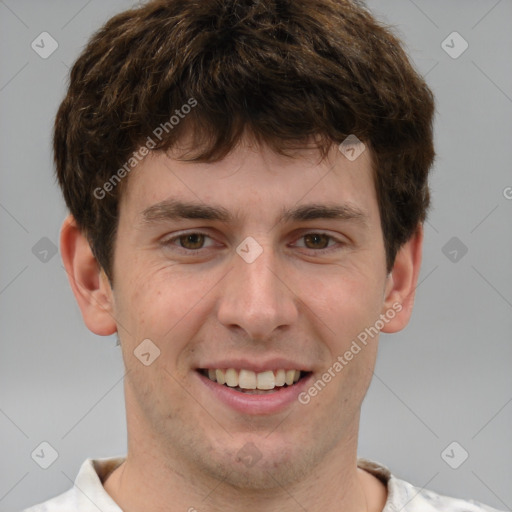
top-left (1, 0), bottom-right (511, 510)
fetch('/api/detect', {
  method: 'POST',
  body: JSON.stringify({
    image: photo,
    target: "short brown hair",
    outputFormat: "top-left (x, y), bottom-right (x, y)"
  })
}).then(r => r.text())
top-left (54, 0), bottom-right (435, 283)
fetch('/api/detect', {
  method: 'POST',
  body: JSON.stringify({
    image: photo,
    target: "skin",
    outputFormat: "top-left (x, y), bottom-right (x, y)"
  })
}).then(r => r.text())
top-left (61, 134), bottom-right (423, 512)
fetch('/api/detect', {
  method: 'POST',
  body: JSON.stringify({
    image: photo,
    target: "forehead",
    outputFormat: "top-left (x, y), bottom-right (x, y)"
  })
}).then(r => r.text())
top-left (119, 137), bottom-right (379, 226)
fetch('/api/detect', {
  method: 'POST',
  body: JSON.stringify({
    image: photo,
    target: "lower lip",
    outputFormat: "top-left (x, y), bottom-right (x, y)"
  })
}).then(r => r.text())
top-left (196, 371), bottom-right (313, 415)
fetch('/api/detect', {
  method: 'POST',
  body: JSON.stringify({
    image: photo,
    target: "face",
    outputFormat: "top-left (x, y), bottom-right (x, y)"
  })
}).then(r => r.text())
top-left (90, 136), bottom-right (410, 489)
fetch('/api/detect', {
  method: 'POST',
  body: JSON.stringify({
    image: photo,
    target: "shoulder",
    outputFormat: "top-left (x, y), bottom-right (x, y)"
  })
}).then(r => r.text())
top-left (357, 458), bottom-right (506, 512)
top-left (20, 488), bottom-right (76, 512)
top-left (388, 476), bottom-right (506, 512)
top-left (19, 457), bottom-right (125, 512)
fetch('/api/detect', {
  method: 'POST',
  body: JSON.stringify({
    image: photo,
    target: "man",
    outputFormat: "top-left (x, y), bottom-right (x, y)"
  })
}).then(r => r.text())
top-left (22, 0), bottom-right (503, 511)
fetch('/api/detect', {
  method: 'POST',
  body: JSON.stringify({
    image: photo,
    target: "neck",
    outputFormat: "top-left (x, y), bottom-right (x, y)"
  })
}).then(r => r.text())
top-left (103, 436), bottom-right (386, 512)
top-left (103, 386), bottom-right (387, 512)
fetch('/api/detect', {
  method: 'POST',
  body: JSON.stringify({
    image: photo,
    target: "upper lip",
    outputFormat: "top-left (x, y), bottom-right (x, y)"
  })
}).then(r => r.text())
top-left (196, 358), bottom-right (313, 373)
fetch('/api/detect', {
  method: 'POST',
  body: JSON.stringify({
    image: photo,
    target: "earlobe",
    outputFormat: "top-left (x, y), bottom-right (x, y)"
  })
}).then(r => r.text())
top-left (380, 224), bottom-right (424, 334)
top-left (60, 214), bottom-right (117, 336)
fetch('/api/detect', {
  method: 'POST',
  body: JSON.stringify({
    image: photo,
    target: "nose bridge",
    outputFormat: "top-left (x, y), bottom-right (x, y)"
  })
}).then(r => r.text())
top-left (216, 239), bottom-right (297, 339)
top-left (239, 243), bottom-right (281, 304)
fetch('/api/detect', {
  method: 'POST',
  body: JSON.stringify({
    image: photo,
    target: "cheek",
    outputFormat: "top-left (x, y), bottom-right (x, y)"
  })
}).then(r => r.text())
top-left (306, 269), bottom-right (385, 342)
top-left (114, 263), bottom-right (216, 349)
top-left (317, 274), bottom-right (383, 399)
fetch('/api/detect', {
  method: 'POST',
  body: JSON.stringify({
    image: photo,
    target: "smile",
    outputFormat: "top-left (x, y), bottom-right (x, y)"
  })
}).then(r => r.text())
top-left (196, 366), bottom-right (313, 414)
top-left (198, 368), bottom-right (310, 393)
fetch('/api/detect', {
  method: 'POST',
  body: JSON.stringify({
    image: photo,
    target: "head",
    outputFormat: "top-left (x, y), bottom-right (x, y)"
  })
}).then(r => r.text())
top-left (58, 0), bottom-right (434, 491)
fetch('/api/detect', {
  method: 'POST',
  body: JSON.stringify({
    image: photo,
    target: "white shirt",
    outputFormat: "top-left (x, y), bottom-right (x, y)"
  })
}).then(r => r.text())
top-left (21, 456), bottom-right (504, 512)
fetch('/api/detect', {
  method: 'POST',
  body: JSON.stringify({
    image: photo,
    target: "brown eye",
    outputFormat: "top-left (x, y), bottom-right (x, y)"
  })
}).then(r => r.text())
top-left (303, 233), bottom-right (330, 249)
top-left (178, 233), bottom-right (205, 250)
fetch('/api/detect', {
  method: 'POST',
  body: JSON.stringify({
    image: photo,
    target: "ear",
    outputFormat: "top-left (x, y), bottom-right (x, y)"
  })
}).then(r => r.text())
top-left (380, 223), bottom-right (423, 333)
top-left (60, 214), bottom-right (117, 336)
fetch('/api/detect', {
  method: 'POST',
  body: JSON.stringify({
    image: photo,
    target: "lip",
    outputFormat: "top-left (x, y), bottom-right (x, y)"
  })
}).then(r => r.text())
top-left (196, 358), bottom-right (313, 373)
top-left (196, 370), bottom-right (313, 415)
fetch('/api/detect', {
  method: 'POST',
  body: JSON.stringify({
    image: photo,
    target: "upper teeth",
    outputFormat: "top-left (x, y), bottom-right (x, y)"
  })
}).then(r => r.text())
top-left (206, 368), bottom-right (301, 390)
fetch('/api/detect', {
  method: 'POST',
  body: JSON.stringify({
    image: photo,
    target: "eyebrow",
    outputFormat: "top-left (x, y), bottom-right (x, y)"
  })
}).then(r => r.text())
top-left (140, 199), bottom-right (368, 226)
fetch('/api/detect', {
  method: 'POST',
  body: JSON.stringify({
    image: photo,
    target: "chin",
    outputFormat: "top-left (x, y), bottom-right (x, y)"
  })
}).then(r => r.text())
top-left (198, 438), bottom-right (315, 490)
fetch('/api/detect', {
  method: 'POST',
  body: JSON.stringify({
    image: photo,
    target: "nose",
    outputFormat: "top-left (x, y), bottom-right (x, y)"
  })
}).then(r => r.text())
top-left (216, 241), bottom-right (299, 341)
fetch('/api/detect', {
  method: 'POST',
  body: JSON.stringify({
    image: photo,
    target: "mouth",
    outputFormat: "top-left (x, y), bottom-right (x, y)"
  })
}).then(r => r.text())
top-left (197, 368), bottom-right (312, 394)
top-left (195, 362), bottom-right (314, 414)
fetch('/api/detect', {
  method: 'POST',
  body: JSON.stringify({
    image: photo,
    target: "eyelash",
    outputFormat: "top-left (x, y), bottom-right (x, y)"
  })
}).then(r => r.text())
top-left (160, 231), bottom-right (344, 254)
